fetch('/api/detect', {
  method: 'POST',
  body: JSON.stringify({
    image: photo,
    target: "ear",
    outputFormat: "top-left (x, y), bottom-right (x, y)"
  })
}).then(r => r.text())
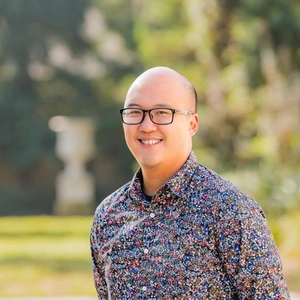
top-left (189, 114), bottom-right (199, 137)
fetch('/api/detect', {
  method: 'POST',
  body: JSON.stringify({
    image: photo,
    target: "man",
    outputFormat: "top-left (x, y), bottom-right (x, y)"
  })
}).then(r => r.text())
top-left (90, 66), bottom-right (290, 299)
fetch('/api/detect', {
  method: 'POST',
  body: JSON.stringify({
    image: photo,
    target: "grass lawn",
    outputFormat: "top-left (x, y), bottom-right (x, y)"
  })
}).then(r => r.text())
top-left (0, 213), bottom-right (299, 297)
top-left (0, 216), bottom-right (96, 297)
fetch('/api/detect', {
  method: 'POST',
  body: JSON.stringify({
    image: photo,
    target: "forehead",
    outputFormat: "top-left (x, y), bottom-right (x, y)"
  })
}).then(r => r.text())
top-left (125, 101), bottom-right (172, 109)
top-left (124, 77), bottom-right (184, 109)
top-left (125, 94), bottom-right (177, 110)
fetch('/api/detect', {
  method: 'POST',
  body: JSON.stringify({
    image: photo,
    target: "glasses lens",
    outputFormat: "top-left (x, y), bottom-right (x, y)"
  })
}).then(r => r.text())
top-left (151, 108), bottom-right (173, 124)
top-left (122, 108), bottom-right (143, 124)
top-left (121, 108), bottom-right (174, 124)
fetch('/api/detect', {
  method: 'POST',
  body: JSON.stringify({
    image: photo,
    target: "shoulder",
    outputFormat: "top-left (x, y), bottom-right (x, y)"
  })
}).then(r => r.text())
top-left (91, 181), bottom-right (132, 243)
top-left (191, 163), bottom-right (265, 221)
top-left (93, 181), bottom-right (131, 218)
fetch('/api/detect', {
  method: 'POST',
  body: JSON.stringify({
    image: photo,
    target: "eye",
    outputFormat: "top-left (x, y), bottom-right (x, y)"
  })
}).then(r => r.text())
top-left (127, 109), bottom-right (142, 116)
top-left (154, 109), bottom-right (171, 115)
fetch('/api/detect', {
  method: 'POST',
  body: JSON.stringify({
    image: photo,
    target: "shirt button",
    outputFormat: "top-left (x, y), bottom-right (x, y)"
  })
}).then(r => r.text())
top-left (144, 248), bottom-right (149, 254)
top-left (142, 286), bottom-right (147, 292)
top-left (150, 213), bottom-right (155, 218)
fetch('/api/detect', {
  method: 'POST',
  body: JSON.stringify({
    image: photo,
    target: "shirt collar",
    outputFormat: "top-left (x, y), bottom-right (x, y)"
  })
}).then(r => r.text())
top-left (128, 152), bottom-right (199, 204)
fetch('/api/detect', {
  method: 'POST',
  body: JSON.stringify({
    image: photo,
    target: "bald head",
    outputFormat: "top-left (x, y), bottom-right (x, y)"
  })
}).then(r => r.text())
top-left (125, 67), bottom-right (198, 113)
top-left (122, 66), bottom-right (199, 176)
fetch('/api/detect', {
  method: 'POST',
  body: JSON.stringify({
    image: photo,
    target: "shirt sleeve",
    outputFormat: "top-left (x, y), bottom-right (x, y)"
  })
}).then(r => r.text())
top-left (215, 196), bottom-right (290, 299)
top-left (90, 214), bottom-right (109, 300)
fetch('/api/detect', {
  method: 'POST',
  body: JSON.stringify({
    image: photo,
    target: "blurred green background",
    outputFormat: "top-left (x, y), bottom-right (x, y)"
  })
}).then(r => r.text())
top-left (0, 0), bottom-right (299, 297)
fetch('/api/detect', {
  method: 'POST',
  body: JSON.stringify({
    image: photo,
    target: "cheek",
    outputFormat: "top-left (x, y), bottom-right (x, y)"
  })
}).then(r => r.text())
top-left (123, 125), bottom-right (133, 138)
top-left (169, 125), bottom-right (192, 148)
top-left (171, 124), bottom-right (189, 138)
top-left (123, 127), bottom-right (137, 148)
top-left (123, 127), bottom-right (131, 144)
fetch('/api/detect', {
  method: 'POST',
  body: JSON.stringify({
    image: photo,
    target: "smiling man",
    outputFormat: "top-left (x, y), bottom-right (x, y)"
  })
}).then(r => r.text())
top-left (90, 67), bottom-right (290, 299)
top-left (121, 67), bottom-right (198, 196)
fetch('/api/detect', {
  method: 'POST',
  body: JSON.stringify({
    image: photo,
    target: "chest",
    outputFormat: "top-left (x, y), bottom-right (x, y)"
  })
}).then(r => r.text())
top-left (98, 203), bottom-right (237, 298)
top-left (100, 203), bottom-right (219, 271)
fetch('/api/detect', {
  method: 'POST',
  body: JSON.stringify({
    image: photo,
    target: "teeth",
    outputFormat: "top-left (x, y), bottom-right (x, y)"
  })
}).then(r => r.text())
top-left (142, 139), bottom-right (160, 145)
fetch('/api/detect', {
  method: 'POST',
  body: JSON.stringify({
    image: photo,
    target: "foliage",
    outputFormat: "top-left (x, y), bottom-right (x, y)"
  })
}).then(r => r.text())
top-left (0, 0), bottom-right (135, 213)
top-left (268, 210), bottom-right (300, 292)
top-left (129, 0), bottom-right (300, 214)
top-left (0, 0), bottom-right (299, 215)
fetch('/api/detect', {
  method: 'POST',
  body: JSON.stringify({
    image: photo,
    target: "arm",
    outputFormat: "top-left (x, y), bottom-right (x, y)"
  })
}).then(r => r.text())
top-left (90, 216), bottom-right (109, 300)
top-left (215, 197), bottom-right (290, 299)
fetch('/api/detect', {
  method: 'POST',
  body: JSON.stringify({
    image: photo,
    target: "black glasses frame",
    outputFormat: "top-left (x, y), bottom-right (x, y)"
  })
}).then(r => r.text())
top-left (120, 108), bottom-right (194, 125)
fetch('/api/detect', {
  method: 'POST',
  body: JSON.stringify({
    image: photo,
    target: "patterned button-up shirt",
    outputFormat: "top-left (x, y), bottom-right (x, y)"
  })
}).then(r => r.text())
top-left (90, 152), bottom-right (290, 299)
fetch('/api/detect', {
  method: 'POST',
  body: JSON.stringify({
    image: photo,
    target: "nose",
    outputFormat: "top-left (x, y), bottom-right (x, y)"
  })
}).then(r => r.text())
top-left (139, 111), bottom-right (157, 132)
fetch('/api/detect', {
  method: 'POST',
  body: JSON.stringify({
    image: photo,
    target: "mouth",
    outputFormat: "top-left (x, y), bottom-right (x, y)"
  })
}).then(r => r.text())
top-left (139, 139), bottom-right (162, 145)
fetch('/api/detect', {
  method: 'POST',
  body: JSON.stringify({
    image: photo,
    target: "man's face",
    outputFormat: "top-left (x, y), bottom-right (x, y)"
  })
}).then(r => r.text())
top-left (122, 71), bottom-right (198, 173)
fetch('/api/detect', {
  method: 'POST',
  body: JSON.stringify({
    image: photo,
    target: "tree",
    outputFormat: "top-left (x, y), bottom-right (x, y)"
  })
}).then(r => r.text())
top-left (126, 0), bottom-right (300, 213)
top-left (0, 0), bottom-right (137, 214)
top-left (1, 0), bottom-right (299, 215)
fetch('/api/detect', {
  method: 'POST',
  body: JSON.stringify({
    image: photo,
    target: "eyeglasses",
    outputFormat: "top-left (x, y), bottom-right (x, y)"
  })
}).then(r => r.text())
top-left (120, 108), bottom-right (194, 125)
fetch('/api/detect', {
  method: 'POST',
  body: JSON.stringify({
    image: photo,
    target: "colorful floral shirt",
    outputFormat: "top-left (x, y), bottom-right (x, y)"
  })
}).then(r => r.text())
top-left (90, 152), bottom-right (290, 299)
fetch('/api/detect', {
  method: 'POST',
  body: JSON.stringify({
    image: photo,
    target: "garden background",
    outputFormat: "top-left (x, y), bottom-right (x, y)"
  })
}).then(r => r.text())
top-left (0, 0), bottom-right (299, 297)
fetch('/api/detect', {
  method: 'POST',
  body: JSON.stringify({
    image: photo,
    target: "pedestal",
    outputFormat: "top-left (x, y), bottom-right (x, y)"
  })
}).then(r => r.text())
top-left (49, 116), bottom-right (96, 215)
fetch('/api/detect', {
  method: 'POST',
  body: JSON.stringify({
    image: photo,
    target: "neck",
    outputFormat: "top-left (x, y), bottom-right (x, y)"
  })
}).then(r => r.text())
top-left (141, 160), bottom-right (186, 195)
top-left (141, 169), bottom-right (171, 196)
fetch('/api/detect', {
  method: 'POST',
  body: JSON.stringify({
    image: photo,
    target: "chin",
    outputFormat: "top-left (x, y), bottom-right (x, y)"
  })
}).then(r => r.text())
top-left (138, 157), bottom-right (160, 170)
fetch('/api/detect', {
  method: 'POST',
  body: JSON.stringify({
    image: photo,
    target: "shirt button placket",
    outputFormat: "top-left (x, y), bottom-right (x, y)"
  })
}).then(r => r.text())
top-left (140, 209), bottom-right (156, 296)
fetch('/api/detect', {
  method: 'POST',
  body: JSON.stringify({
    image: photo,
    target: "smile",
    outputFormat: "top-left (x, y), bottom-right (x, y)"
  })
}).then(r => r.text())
top-left (140, 139), bottom-right (162, 145)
